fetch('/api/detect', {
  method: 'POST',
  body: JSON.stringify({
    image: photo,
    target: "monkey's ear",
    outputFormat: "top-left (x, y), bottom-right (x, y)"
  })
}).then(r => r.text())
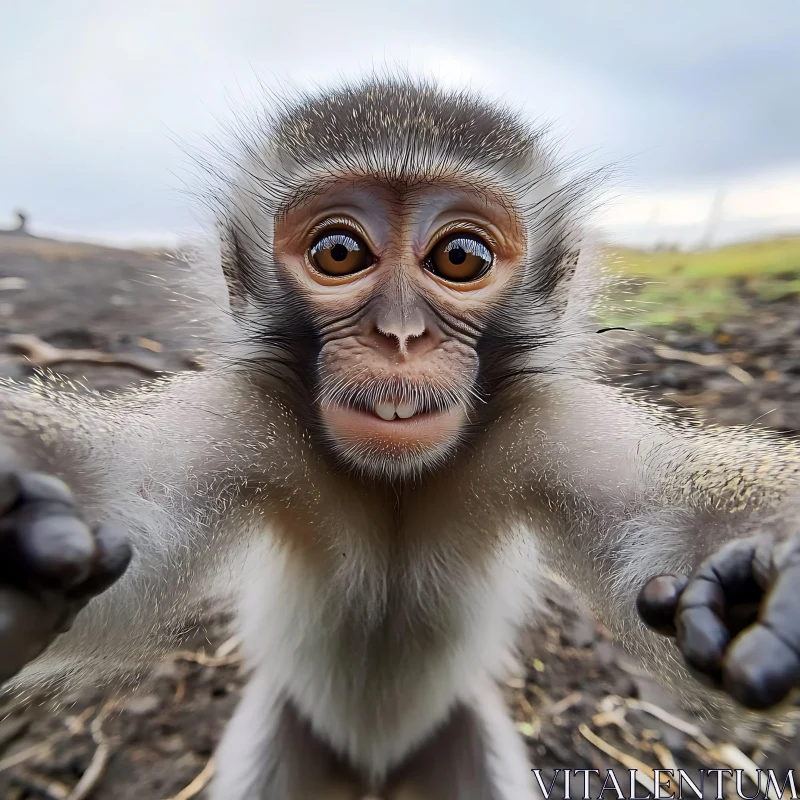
top-left (562, 248), bottom-right (581, 278)
top-left (219, 223), bottom-right (250, 310)
top-left (546, 246), bottom-right (580, 290)
top-left (541, 246), bottom-right (583, 315)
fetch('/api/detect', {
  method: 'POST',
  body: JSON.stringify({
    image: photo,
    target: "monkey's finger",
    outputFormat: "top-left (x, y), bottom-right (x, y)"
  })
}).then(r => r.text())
top-left (0, 473), bottom-right (20, 516)
top-left (56, 527), bottom-right (132, 634)
top-left (0, 449), bottom-right (22, 514)
top-left (72, 524), bottom-right (133, 597)
top-left (676, 606), bottom-right (729, 682)
top-left (0, 472), bottom-right (77, 534)
top-left (693, 538), bottom-right (764, 601)
top-left (725, 602), bottom-right (762, 637)
top-left (723, 564), bottom-right (800, 710)
top-left (16, 515), bottom-right (96, 589)
top-left (0, 588), bottom-right (57, 682)
top-left (636, 574), bottom-right (689, 636)
top-left (15, 472), bottom-right (76, 507)
top-left (0, 472), bottom-right (77, 541)
top-left (754, 534), bottom-right (800, 588)
top-left (673, 540), bottom-right (763, 680)
top-left (723, 627), bottom-right (800, 710)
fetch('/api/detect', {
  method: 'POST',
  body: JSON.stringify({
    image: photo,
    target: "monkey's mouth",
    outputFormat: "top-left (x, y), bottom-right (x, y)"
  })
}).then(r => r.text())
top-left (320, 400), bottom-right (467, 454)
top-left (316, 377), bottom-right (475, 467)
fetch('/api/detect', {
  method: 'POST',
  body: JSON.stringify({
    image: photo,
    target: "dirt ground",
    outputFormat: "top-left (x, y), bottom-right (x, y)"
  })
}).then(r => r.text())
top-left (0, 235), bottom-right (798, 799)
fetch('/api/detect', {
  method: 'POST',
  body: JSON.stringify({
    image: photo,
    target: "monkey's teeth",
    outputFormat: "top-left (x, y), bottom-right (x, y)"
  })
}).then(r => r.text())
top-left (372, 401), bottom-right (419, 421)
top-left (375, 402), bottom-right (397, 421)
top-left (395, 401), bottom-right (417, 419)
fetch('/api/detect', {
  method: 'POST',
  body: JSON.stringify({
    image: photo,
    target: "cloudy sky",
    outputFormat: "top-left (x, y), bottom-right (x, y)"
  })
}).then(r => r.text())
top-left (1, 0), bottom-right (798, 247)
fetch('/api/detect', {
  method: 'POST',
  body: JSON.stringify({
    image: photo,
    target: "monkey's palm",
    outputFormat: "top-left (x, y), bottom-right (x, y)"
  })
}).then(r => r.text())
top-left (0, 462), bottom-right (131, 683)
top-left (638, 534), bottom-right (800, 710)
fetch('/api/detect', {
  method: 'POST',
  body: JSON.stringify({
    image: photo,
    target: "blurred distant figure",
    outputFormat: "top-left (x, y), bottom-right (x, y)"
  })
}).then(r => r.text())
top-left (0, 210), bottom-right (30, 236)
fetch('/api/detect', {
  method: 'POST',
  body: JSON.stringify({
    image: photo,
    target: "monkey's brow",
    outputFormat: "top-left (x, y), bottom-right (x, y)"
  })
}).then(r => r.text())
top-left (275, 177), bottom-right (349, 218)
top-left (274, 173), bottom-right (523, 223)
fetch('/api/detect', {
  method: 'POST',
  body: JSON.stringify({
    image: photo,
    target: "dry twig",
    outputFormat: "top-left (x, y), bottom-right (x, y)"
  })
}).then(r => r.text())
top-left (6, 334), bottom-right (162, 376)
top-left (549, 691), bottom-right (582, 718)
top-left (14, 766), bottom-right (70, 799)
top-left (67, 707), bottom-right (97, 736)
top-left (709, 743), bottom-right (792, 800)
top-left (579, 724), bottom-right (670, 796)
top-left (0, 739), bottom-right (56, 774)
top-left (170, 649), bottom-right (241, 669)
top-left (173, 678), bottom-right (186, 706)
top-left (67, 702), bottom-right (115, 800)
top-left (214, 635), bottom-right (242, 659)
top-left (653, 344), bottom-right (755, 385)
top-left (165, 757), bottom-right (215, 800)
top-left (651, 741), bottom-right (678, 772)
top-left (592, 696), bottom-right (652, 753)
top-left (623, 698), bottom-right (715, 750)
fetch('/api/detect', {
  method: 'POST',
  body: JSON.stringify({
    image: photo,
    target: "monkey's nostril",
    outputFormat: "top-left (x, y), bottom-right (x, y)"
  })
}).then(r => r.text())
top-left (374, 320), bottom-right (428, 357)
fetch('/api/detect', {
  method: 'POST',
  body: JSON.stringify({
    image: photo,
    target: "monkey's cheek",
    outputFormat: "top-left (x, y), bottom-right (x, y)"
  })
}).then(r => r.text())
top-left (321, 404), bottom-right (467, 460)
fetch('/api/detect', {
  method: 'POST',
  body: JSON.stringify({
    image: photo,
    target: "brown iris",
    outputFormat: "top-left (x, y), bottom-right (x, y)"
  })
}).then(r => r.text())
top-left (309, 231), bottom-right (373, 276)
top-left (425, 233), bottom-right (493, 282)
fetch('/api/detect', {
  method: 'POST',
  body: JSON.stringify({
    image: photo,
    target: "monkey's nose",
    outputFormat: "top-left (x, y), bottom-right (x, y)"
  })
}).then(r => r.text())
top-left (372, 309), bottom-right (431, 358)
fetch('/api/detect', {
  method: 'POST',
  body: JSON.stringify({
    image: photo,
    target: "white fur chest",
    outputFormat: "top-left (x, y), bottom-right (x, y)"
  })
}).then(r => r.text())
top-left (236, 518), bottom-right (542, 777)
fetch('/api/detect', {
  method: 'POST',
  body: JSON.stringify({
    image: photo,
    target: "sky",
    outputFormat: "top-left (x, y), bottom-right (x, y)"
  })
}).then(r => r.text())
top-left (1, 0), bottom-right (798, 248)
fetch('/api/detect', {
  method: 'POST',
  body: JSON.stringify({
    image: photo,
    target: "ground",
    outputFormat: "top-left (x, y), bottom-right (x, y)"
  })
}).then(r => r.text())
top-left (0, 234), bottom-right (798, 799)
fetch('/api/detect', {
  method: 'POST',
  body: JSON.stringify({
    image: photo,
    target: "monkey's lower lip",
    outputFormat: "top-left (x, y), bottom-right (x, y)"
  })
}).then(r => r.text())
top-left (321, 403), bottom-right (466, 451)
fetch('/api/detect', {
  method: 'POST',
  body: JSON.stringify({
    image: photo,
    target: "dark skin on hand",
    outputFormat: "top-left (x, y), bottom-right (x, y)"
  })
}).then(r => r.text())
top-left (0, 468), bottom-right (131, 682)
top-left (638, 535), bottom-right (800, 711)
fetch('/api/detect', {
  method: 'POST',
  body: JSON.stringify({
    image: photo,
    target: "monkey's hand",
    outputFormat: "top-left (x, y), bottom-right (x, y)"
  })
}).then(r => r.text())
top-left (0, 463), bottom-right (132, 684)
top-left (636, 533), bottom-right (800, 711)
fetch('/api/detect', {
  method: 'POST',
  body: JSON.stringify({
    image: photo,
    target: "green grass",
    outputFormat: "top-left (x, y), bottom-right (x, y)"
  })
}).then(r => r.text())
top-left (603, 236), bottom-right (800, 332)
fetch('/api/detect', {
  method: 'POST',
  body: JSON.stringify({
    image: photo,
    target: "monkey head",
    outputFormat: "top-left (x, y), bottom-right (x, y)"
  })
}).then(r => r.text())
top-left (214, 79), bottom-right (598, 480)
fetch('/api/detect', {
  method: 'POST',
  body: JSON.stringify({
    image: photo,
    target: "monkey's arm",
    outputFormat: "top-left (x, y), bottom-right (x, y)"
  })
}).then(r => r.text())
top-left (517, 378), bottom-right (800, 711)
top-left (0, 373), bottom-right (272, 691)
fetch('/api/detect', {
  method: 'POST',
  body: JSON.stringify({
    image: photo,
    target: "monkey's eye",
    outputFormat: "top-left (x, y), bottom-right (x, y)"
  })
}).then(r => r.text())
top-left (425, 234), bottom-right (493, 283)
top-left (309, 231), bottom-right (373, 277)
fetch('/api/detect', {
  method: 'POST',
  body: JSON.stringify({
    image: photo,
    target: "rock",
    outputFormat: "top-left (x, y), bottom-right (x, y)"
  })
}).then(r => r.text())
top-left (560, 615), bottom-right (596, 648)
top-left (124, 694), bottom-right (162, 716)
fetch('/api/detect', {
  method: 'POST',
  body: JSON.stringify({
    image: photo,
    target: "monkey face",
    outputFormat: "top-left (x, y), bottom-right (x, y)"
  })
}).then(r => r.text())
top-left (271, 181), bottom-right (526, 480)
top-left (219, 80), bottom-right (590, 481)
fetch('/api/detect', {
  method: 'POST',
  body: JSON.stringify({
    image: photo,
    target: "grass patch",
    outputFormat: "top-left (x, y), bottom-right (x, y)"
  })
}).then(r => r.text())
top-left (603, 236), bottom-right (800, 332)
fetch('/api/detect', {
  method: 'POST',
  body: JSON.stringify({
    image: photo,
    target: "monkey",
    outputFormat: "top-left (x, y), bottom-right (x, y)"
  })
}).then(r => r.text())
top-left (1, 76), bottom-right (800, 800)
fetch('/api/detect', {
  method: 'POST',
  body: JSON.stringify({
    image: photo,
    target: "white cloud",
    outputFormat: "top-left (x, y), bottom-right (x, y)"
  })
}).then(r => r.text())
top-left (1, 0), bottom-right (798, 246)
